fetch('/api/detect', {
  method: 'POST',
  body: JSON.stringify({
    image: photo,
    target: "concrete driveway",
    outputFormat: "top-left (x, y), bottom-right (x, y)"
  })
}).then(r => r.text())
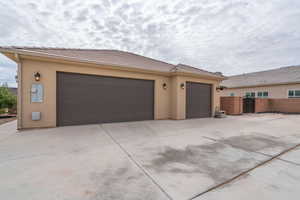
top-left (0, 114), bottom-right (300, 200)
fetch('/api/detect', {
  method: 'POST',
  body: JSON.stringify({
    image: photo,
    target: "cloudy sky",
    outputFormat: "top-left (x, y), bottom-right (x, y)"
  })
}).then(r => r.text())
top-left (1, 0), bottom-right (300, 87)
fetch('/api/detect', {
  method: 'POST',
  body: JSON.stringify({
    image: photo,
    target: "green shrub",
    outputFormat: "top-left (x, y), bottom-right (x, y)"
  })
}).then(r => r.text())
top-left (0, 85), bottom-right (17, 110)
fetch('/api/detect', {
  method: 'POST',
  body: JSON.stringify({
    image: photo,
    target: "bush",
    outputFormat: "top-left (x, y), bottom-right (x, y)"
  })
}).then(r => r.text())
top-left (0, 86), bottom-right (17, 110)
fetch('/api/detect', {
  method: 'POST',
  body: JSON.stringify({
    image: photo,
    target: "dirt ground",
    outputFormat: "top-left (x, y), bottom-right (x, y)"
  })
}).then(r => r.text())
top-left (0, 117), bottom-right (16, 125)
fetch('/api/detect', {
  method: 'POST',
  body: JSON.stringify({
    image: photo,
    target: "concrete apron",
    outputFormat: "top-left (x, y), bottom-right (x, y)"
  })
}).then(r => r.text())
top-left (1, 114), bottom-right (300, 200)
top-left (100, 116), bottom-right (300, 200)
top-left (195, 146), bottom-right (300, 200)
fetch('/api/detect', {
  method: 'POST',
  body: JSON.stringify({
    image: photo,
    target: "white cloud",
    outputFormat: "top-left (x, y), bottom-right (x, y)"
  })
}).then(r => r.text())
top-left (0, 0), bottom-right (300, 86)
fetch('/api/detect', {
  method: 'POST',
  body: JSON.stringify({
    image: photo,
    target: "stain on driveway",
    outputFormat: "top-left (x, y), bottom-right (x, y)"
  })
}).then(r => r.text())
top-left (146, 143), bottom-right (260, 184)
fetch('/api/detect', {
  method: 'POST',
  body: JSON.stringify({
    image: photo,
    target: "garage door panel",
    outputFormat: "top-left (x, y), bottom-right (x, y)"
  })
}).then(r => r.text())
top-left (57, 72), bottom-right (154, 126)
top-left (186, 82), bottom-right (212, 118)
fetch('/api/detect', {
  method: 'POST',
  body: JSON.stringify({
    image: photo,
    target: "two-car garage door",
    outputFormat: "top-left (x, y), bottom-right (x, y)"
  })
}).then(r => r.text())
top-left (57, 72), bottom-right (212, 126)
top-left (57, 72), bottom-right (154, 126)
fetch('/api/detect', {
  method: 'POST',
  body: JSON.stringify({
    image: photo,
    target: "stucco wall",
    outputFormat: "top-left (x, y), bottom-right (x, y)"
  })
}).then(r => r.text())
top-left (19, 58), bottom-right (220, 129)
top-left (221, 84), bottom-right (300, 98)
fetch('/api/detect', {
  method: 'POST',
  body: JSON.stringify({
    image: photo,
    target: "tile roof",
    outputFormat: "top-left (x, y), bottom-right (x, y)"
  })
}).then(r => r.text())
top-left (222, 65), bottom-right (300, 88)
top-left (0, 46), bottom-right (224, 79)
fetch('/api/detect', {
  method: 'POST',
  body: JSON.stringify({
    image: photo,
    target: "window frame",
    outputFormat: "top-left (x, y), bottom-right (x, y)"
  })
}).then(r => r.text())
top-left (245, 92), bottom-right (255, 98)
top-left (257, 92), bottom-right (263, 97)
top-left (288, 89), bottom-right (300, 98)
top-left (257, 91), bottom-right (268, 98)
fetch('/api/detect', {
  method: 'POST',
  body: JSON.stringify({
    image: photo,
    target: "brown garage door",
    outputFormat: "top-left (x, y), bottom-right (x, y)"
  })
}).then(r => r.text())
top-left (186, 82), bottom-right (212, 118)
top-left (57, 72), bottom-right (154, 126)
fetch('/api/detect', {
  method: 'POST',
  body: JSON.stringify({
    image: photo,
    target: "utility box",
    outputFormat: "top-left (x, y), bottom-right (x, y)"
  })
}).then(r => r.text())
top-left (32, 112), bottom-right (41, 121)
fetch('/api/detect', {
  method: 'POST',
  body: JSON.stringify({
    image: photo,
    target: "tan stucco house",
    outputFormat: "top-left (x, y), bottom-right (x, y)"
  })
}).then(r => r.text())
top-left (221, 66), bottom-right (300, 99)
top-left (0, 47), bottom-right (225, 129)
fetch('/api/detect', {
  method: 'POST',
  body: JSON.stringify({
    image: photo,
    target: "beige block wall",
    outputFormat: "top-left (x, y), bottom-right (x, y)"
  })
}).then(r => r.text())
top-left (221, 84), bottom-right (300, 98)
top-left (19, 58), bottom-right (220, 129)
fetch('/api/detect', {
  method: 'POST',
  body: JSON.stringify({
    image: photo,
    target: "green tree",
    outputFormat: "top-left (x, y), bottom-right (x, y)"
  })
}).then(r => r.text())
top-left (0, 85), bottom-right (17, 109)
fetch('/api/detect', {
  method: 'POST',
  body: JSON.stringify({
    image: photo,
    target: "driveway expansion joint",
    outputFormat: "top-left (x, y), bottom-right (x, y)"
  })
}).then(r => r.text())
top-left (188, 143), bottom-right (300, 200)
top-left (99, 125), bottom-right (173, 200)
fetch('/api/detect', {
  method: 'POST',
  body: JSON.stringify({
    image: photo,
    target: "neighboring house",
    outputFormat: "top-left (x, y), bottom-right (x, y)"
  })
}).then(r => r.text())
top-left (0, 47), bottom-right (225, 129)
top-left (221, 66), bottom-right (300, 98)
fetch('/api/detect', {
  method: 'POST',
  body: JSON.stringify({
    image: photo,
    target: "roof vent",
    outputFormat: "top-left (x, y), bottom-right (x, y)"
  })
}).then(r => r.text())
top-left (214, 72), bottom-right (223, 76)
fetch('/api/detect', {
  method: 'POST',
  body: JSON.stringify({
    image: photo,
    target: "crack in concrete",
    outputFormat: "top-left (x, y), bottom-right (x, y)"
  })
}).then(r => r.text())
top-left (202, 136), bottom-right (218, 142)
top-left (277, 158), bottom-right (300, 166)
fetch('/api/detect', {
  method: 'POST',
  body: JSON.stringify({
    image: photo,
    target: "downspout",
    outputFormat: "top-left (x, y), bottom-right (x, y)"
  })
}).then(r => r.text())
top-left (14, 53), bottom-right (22, 130)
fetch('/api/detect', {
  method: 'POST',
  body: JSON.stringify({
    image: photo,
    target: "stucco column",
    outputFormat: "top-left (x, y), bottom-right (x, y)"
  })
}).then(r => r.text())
top-left (170, 76), bottom-right (186, 120)
top-left (16, 56), bottom-right (23, 129)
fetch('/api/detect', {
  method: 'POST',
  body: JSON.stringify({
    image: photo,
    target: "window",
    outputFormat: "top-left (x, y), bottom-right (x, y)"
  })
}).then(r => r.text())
top-left (257, 92), bottom-right (263, 97)
top-left (245, 92), bottom-right (255, 98)
top-left (289, 90), bottom-right (294, 97)
top-left (289, 90), bottom-right (300, 98)
top-left (257, 91), bottom-right (268, 98)
top-left (230, 93), bottom-right (235, 96)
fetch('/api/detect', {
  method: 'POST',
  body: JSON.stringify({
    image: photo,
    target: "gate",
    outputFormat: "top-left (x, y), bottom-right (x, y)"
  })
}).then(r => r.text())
top-left (243, 98), bottom-right (255, 113)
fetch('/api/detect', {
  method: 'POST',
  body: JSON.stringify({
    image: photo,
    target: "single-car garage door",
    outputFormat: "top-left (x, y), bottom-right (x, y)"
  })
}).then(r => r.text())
top-left (57, 72), bottom-right (154, 126)
top-left (186, 82), bottom-right (212, 118)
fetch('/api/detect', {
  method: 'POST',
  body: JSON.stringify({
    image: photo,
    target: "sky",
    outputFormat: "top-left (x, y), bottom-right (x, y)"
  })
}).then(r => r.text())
top-left (1, 0), bottom-right (300, 87)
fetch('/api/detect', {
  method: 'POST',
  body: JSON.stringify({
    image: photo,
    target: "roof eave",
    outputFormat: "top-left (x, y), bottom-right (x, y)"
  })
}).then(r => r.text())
top-left (0, 48), bottom-right (172, 76)
top-left (222, 81), bottom-right (300, 89)
top-left (0, 47), bottom-right (225, 80)
top-left (172, 71), bottom-right (226, 81)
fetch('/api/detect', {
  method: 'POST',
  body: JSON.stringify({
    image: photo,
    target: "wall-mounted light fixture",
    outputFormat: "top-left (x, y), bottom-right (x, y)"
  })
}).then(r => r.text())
top-left (162, 83), bottom-right (167, 90)
top-left (180, 83), bottom-right (185, 89)
top-left (34, 72), bottom-right (41, 81)
top-left (216, 85), bottom-right (226, 92)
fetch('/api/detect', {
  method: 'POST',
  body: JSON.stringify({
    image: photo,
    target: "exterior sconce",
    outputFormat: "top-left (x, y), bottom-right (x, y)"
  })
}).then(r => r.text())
top-left (216, 85), bottom-right (226, 92)
top-left (162, 83), bottom-right (167, 90)
top-left (180, 83), bottom-right (185, 89)
top-left (34, 72), bottom-right (41, 81)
